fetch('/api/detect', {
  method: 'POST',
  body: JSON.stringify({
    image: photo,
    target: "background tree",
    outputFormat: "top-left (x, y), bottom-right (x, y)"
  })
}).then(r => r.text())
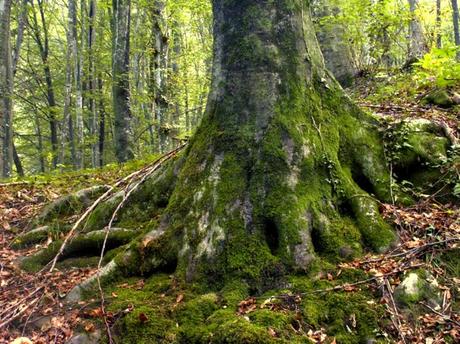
top-left (112, 0), bottom-right (134, 162)
top-left (452, 0), bottom-right (460, 59)
top-left (407, 0), bottom-right (428, 62)
top-left (311, 0), bottom-right (358, 87)
top-left (0, 0), bottom-right (13, 178)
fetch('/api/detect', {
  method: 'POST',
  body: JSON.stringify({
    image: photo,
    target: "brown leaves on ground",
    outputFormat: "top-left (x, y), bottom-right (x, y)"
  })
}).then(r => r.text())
top-left (0, 184), bottom-right (98, 343)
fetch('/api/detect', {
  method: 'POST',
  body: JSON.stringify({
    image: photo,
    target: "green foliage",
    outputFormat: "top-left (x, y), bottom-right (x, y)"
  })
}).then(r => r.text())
top-left (414, 46), bottom-right (460, 88)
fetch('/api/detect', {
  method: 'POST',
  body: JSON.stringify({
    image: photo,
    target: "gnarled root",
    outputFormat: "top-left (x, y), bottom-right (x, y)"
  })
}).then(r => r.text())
top-left (17, 108), bottom-right (456, 295)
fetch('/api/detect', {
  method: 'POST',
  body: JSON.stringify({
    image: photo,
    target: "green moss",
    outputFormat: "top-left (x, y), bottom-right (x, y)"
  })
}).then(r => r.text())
top-left (220, 280), bottom-right (250, 305)
top-left (11, 227), bottom-right (49, 249)
top-left (55, 256), bottom-right (99, 269)
top-left (394, 270), bottom-right (441, 307)
top-left (85, 194), bottom-right (122, 231)
top-left (423, 89), bottom-right (454, 107)
top-left (113, 305), bottom-right (177, 344)
top-left (21, 229), bottom-right (136, 272)
top-left (311, 216), bottom-right (362, 260)
top-left (12, 222), bottom-right (71, 249)
top-left (39, 186), bottom-right (109, 224)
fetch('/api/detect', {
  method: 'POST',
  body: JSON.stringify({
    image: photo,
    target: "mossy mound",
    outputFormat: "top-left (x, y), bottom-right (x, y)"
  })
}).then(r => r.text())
top-left (98, 268), bottom-right (386, 344)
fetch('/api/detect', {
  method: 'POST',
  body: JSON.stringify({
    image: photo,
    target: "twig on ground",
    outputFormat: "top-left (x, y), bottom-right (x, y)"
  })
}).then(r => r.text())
top-left (384, 278), bottom-right (407, 344)
top-left (419, 301), bottom-right (460, 327)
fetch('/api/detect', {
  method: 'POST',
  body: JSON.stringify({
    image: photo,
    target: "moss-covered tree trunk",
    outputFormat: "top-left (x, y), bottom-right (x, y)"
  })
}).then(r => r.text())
top-left (99, 0), bottom-right (403, 288)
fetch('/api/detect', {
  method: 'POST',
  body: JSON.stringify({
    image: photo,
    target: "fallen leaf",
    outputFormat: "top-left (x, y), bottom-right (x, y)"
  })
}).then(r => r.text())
top-left (176, 294), bottom-right (184, 304)
top-left (139, 312), bottom-right (149, 323)
top-left (10, 338), bottom-right (33, 344)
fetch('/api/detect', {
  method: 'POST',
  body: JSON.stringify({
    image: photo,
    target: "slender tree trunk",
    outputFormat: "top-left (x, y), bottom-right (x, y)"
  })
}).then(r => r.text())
top-left (34, 113), bottom-right (45, 173)
top-left (112, 0), bottom-right (133, 162)
top-left (171, 21), bottom-right (181, 135)
top-left (12, 143), bottom-right (24, 176)
top-left (452, 0), bottom-right (460, 59)
top-left (97, 76), bottom-right (105, 167)
top-left (407, 0), bottom-right (427, 61)
top-left (88, 0), bottom-right (99, 167)
top-left (30, 0), bottom-right (59, 169)
top-left (436, 0), bottom-right (442, 48)
top-left (151, 0), bottom-right (169, 153)
top-left (12, 0), bottom-right (28, 76)
top-left (61, 18), bottom-right (74, 168)
top-left (11, 0), bottom-right (28, 176)
top-left (0, 0), bottom-right (13, 178)
top-left (68, 0), bottom-right (84, 168)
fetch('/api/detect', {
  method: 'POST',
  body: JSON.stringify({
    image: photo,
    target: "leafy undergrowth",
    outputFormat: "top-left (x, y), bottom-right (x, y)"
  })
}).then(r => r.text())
top-left (1, 84), bottom-right (459, 343)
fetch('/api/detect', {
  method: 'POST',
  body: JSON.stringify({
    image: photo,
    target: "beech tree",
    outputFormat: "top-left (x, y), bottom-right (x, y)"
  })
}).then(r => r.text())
top-left (407, 0), bottom-right (427, 61)
top-left (0, 0), bottom-right (13, 178)
top-left (112, 0), bottom-right (134, 162)
top-left (32, 0), bottom-right (452, 295)
top-left (21, 0), bottom-right (454, 296)
top-left (452, 0), bottom-right (460, 59)
top-left (311, 0), bottom-right (357, 87)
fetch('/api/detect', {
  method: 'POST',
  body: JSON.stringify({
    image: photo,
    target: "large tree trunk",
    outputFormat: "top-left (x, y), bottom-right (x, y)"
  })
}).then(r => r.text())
top-left (112, 0), bottom-right (134, 162)
top-left (0, 0), bottom-right (13, 178)
top-left (311, 0), bottom-right (357, 87)
top-left (98, 0), bottom-right (401, 286)
top-left (28, 0), bottom-right (452, 300)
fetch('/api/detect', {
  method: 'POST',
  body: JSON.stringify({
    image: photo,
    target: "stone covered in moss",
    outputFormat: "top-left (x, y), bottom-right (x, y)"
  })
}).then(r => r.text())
top-left (394, 270), bottom-right (441, 307)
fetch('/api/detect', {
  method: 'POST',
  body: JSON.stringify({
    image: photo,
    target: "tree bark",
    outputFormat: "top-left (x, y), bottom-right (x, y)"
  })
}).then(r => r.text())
top-left (12, 0), bottom-right (28, 76)
top-left (151, 0), bottom-right (169, 153)
top-left (68, 0), bottom-right (84, 169)
top-left (99, 0), bottom-right (404, 286)
top-left (61, 8), bottom-right (74, 168)
top-left (112, 0), bottom-right (133, 162)
top-left (436, 0), bottom-right (442, 48)
top-left (0, 0), bottom-right (13, 178)
top-left (88, 0), bottom-right (99, 168)
top-left (452, 0), bottom-right (460, 60)
top-left (407, 0), bottom-right (427, 61)
top-left (311, 0), bottom-right (357, 87)
top-left (11, 0), bottom-right (28, 176)
top-left (30, 0), bottom-right (59, 169)
top-left (97, 76), bottom-right (105, 167)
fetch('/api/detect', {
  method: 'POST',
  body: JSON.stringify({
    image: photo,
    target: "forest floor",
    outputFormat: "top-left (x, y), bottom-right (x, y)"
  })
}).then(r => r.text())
top-left (0, 78), bottom-right (459, 344)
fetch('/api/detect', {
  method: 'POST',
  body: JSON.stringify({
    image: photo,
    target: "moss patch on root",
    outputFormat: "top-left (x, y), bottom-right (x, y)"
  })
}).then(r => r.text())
top-left (100, 267), bottom-right (386, 344)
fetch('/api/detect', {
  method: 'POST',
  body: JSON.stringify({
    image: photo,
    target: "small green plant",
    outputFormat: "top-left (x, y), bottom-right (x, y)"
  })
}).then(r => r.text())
top-left (414, 46), bottom-right (460, 88)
